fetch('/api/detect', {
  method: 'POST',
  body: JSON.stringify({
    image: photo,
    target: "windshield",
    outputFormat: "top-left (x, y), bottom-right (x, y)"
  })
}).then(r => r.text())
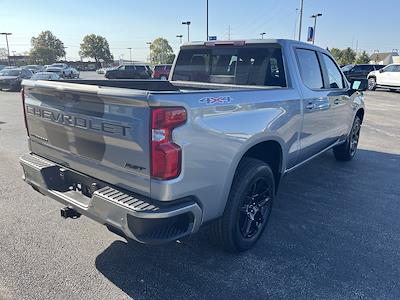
top-left (0, 69), bottom-right (21, 76)
top-left (51, 64), bottom-right (64, 68)
top-left (172, 45), bottom-right (286, 87)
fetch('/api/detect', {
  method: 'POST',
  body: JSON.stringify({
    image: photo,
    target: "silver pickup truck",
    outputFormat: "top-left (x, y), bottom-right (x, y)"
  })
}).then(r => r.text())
top-left (20, 39), bottom-right (367, 252)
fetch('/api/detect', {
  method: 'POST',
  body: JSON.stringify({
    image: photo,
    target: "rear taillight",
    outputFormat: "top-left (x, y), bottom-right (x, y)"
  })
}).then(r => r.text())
top-left (151, 107), bottom-right (186, 180)
top-left (21, 88), bottom-right (29, 136)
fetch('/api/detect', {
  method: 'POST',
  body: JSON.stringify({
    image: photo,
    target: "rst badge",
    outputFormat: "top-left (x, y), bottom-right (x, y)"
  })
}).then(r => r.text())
top-left (199, 96), bottom-right (232, 105)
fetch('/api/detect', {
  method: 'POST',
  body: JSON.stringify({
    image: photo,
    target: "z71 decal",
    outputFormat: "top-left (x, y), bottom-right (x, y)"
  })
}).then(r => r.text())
top-left (199, 96), bottom-right (232, 105)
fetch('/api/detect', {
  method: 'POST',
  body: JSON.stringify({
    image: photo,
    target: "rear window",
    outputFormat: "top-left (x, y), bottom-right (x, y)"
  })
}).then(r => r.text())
top-left (172, 45), bottom-right (286, 87)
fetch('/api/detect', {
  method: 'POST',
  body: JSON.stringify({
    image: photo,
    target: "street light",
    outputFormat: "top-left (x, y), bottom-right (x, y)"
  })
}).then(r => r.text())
top-left (146, 42), bottom-right (152, 63)
top-left (310, 13), bottom-right (322, 44)
top-left (127, 47), bottom-right (132, 63)
top-left (298, 0), bottom-right (304, 41)
top-left (64, 46), bottom-right (68, 62)
top-left (182, 21), bottom-right (191, 42)
top-left (206, 0), bottom-right (209, 41)
top-left (260, 32), bottom-right (266, 39)
top-left (0, 32), bottom-right (12, 66)
top-left (176, 35), bottom-right (183, 44)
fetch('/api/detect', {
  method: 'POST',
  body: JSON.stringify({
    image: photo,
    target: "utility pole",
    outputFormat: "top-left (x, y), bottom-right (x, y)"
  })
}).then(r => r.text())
top-left (64, 46), bottom-right (68, 62)
top-left (293, 8), bottom-right (299, 40)
top-left (260, 32), bottom-right (266, 39)
top-left (176, 35), bottom-right (183, 44)
top-left (310, 13), bottom-right (322, 44)
top-left (182, 21), bottom-right (191, 42)
top-left (127, 47), bottom-right (132, 63)
top-left (0, 32), bottom-right (12, 66)
top-left (206, 0), bottom-right (209, 41)
top-left (298, 0), bottom-right (304, 41)
top-left (146, 42), bottom-right (152, 63)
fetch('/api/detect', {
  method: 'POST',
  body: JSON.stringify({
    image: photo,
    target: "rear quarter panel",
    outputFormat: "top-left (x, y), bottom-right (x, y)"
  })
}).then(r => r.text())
top-left (149, 87), bottom-right (302, 222)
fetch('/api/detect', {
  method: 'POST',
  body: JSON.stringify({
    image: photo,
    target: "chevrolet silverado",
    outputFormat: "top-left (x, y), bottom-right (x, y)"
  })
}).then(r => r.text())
top-left (20, 39), bottom-right (367, 252)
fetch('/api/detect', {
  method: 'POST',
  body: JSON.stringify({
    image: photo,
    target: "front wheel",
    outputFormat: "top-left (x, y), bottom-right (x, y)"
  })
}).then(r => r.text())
top-left (368, 77), bottom-right (376, 91)
top-left (333, 116), bottom-right (361, 161)
top-left (210, 158), bottom-right (275, 252)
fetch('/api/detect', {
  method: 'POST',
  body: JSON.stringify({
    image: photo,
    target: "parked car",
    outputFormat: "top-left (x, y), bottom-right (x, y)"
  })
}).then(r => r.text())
top-left (367, 63), bottom-right (400, 91)
top-left (31, 72), bottom-right (62, 81)
top-left (97, 68), bottom-right (107, 74)
top-left (0, 68), bottom-right (33, 91)
top-left (20, 39), bottom-right (367, 252)
top-left (152, 64), bottom-right (172, 80)
top-left (70, 67), bottom-right (80, 78)
top-left (45, 67), bottom-right (64, 78)
top-left (48, 63), bottom-right (73, 78)
top-left (342, 64), bottom-right (385, 81)
top-left (24, 65), bottom-right (44, 73)
top-left (105, 64), bottom-right (151, 79)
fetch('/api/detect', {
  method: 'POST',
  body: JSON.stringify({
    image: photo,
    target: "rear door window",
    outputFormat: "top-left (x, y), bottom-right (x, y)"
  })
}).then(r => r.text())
top-left (295, 48), bottom-right (324, 89)
top-left (321, 54), bottom-right (344, 89)
top-left (172, 45), bottom-right (286, 87)
top-left (135, 66), bottom-right (146, 72)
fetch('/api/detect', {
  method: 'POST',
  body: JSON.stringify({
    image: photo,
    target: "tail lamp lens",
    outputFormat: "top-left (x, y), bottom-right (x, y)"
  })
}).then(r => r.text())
top-left (151, 107), bottom-right (186, 180)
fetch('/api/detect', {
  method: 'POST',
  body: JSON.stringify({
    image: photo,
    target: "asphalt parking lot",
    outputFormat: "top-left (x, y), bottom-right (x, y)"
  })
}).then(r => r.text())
top-left (0, 86), bottom-right (399, 300)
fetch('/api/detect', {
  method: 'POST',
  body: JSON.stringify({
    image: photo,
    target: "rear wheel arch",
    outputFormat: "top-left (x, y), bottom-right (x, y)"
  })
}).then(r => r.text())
top-left (233, 140), bottom-right (283, 194)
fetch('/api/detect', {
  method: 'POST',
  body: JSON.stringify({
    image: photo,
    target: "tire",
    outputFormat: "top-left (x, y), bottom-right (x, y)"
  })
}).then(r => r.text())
top-left (333, 116), bottom-right (361, 161)
top-left (367, 77), bottom-right (376, 91)
top-left (210, 158), bottom-right (275, 252)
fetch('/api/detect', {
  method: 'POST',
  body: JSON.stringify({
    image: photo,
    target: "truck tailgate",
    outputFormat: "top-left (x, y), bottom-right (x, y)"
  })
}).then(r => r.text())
top-left (22, 80), bottom-right (151, 196)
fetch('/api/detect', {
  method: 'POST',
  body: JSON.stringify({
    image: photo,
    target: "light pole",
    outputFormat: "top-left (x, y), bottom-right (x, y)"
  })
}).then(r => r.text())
top-left (310, 13), bottom-right (322, 44)
top-left (182, 21), bottom-right (191, 42)
top-left (127, 47), bottom-right (132, 63)
top-left (260, 32), bottom-right (266, 39)
top-left (298, 0), bottom-right (304, 41)
top-left (146, 42), bottom-right (152, 63)
top-left (64, 46), bottom-right (68, 62)
top-left (206, 0), bottom-right (209, 41)
top-left (0, 32), bottom-right (12, 66)
top-left (176, 35), bottom-right (183, 44)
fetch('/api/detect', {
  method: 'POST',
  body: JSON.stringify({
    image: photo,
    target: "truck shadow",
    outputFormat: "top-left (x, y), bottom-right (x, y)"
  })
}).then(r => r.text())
top-left (95, 149), bottom-right (400, 300)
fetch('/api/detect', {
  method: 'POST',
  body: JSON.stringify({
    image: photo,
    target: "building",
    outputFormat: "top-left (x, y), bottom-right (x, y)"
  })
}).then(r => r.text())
top-left (369, 52), bottom-right (399, 65)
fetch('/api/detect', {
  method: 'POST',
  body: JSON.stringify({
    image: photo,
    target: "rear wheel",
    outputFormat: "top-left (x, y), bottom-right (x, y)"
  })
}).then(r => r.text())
top-left (368, 77), bottom-right (376, 91)
top-left (333, 116), bottom-right (361, 161)
top-left (210, 158), bottom-right (275, 252)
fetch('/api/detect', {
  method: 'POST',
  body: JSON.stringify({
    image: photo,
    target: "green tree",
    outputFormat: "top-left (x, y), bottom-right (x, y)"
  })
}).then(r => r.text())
top-left (150, 37), bottom-right (175, 64)
top-left (29, 31), bottom-right (66, 64)
top-left (355, 51), bottom-right (370, 64)
top-left (339, 47), bottom-right (356, 65)
top-left (330, 48), bottom-right (342, 63)
top-left (0, 48), bottom-right (7, 60)
top-left (79, 34), bottom-right (113, 67)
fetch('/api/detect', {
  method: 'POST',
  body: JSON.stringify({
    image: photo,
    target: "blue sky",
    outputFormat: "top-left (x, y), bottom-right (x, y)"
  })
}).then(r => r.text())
top-left (0, 0), bottom-right (399, 61)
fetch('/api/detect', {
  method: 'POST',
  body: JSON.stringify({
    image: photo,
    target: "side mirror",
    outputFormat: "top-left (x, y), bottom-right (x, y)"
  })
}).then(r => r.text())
top-left (379, 69), bottom-right (384, 73)
top-left (350, 79), bottom-right (368, 92)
